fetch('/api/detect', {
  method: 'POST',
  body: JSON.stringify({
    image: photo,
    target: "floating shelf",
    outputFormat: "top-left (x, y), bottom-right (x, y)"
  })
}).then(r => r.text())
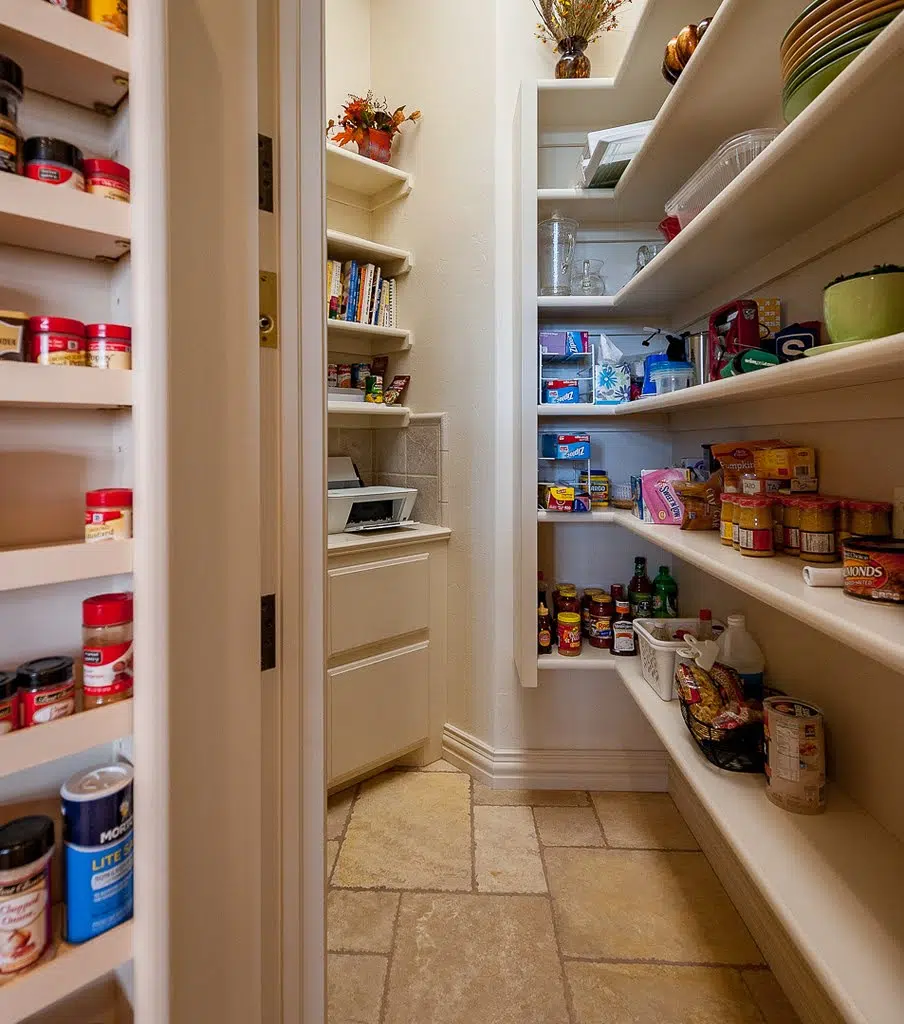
top-left (326, 144), bottom-right (412, 210)
top-left (538, 510), bottom-right (615, 524)
top-left (0, 540), bottom-right (133, 593)
top-left (619, 660), bottom-right (904, 1024)
top-left (327, 401), bottom-right (410, 427)
top-left (0, 0), bottom-right (129, 111)
top-left (0, 700), bottom-right (132, 779)
top-left (0, 920), bottom-right (133, 1023)
top-left (0, 174), bottom-right (130, 261)
top-left (0, 363), bottom-right (132, 408)
top-left (326, 229), bottom-right (412, 276)
top-left (538, 646), bottom-right (618, 672)
top-left (326, 319), bottom-right (412, 356)
top-left (537, 295), bottom-right (617, 322)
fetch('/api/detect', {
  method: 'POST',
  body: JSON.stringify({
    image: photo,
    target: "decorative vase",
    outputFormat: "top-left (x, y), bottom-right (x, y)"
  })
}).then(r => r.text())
top-left (357, 128), bottom-right (392, 164)
top-left (555, 36), bottom-right (591, 79)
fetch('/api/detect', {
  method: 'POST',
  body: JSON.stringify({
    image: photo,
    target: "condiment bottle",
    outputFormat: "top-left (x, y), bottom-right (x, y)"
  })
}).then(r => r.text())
top-left (587, 594), bottom-right (613, 650)
top-left (581, 588), bottom-right (605, 638)
top-left (782, 497), bottom-right (801, 555)
top-left (556, 612), bottom-right (582, 657)
top-left (719, 494), bottom-right (734, 547)
top-left (799, 498), bottom-right (839, 564)
top-left (696, 609), bottom-right (714, 642)
top-left (611, 584), bottom-right (636, 657)
top-left (628, 557), bottom-right (653, 619)
top-left (83, 592), bottom-right (134, 708)
top-left (737, 496), bottom-right (775, 558)
top-left (538, 604), bottom-right (553, 656)
top-left (652, 566), bottom-right (679, 618)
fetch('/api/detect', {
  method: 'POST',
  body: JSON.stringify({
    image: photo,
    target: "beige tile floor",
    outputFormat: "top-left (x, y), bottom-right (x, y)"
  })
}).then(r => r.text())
top-left (327, 761), bottom-right (802, 1024)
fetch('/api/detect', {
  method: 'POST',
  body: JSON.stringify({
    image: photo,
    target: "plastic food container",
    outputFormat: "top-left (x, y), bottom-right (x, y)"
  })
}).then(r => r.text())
top-left (634, 617), bottom-right (725, 701)
top-left (651, 361), bottom-right (695, 395)
top-left (665, 130), bottom-right (780, 230)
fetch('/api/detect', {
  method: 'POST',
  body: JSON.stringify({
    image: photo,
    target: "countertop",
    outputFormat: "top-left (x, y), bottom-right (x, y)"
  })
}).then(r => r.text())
top-left (327, 524), bottom-right (451, 555)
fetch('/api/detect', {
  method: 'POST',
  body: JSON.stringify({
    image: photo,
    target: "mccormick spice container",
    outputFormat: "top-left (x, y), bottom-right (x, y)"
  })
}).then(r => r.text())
top-left (16, 656), bottom-right (75, 727)
top-left (83, 158), bottom-right (130, 202)
top-left (0, 671), bottom-right (17, 734)
top-left (28, 316), bottom-right (86, 366)
top-left (0, 57), bottom-right (23, 176)
top-left (0, 816), bottom-right (55, 977)
top-left (83, 593), bottom-right (133, 708)
top-left (764, 697), bottom-right (826, 815)
top-left (85, 488), bottom-right (133, 542)
top-left (24, 137), bottom-right (85, 189)
top-left (86, 323), bottom-right (131, 369)
top-left (61, 763), bottom-right (134, 943)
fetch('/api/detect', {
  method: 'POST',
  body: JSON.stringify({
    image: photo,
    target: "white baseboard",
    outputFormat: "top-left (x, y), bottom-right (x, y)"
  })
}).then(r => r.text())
top-left (669, 767), bottom-right (841, 1024)
top-left (442, 723), bottom-right (668, 792)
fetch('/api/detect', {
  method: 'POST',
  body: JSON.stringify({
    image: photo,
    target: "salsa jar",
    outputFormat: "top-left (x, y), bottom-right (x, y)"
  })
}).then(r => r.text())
top-left (0, 671), bottom-right (17, 734)
top-left (737, 496), bottom-right (775, 558)
top-left (719, 494), bottom-right (734, 547)
top-left (24, 137), bottom-right (84, 189)
top-left (587, 594), bottom-right (613, 650)
top-left (556, 612), bottom-right (582, 657)
top-left (0, 816), bottom-right (55, 977)
top-left (16, 656), bottom-right (75, 727)
top-left (581, 588), bottom-right (604, 637)
top-left (86, 323), bottom-right (131, 369)
top-left (28, 316), bottom-right (86, 366)
top-left (83, 158), bottom-right (130, 202)
top-left (83, 592), bottom-right (133, 708)
top-left (782, 497), bottom-right (802, 555)
top-left (85, 488), bottom-right (132, 542)
top-left (848, 500), bottom-right (893, 539)
top-left (799, 498), bottom-right (839, 563)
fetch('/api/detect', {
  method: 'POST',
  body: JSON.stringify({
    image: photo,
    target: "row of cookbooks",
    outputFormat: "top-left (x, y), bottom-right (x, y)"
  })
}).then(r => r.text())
top-left (326, 259), bottom-right (397, 328)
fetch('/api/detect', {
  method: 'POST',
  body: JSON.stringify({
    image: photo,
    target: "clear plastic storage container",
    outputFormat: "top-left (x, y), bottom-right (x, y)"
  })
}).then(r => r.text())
top-left (664, 130), bottom-right (780, 230)
top-left (650, 361), bottom-right (695, 395)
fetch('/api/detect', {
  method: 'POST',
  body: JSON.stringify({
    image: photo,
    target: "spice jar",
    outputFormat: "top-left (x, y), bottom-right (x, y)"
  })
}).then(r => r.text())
top-left (782, 497), bottom-right (801, 555)
top-left (772, 497), bottom-right (784, 552)
top-left (86, 323), bottom-right (131, 369)
top-left (587, 594), bottom-right (613, 650)
top-left (799, 498), bottom-right (839, 563)
top-left (24, 137), bottom-right (85, 189)
top-left (848, 500), bottom-right (893, 538)
top-left (737, 496), bottom-right (775, 558)
top-left (0, 57), bottom-right (23, 176)
top-left (16, 656), bottom-right (75, 727)
top-left (0, 671), bottom-right (17, 734)
top-left (83, 158), bottom-right (130, 202)
top-left (0, 816), bottom-right (55, 977)
top-left (83, 592), bottom-right (133, 708)
top-left (86, 0), bottom-right (128, 35)
top-left (581, 588), bottom-right (604, 637)
top-left (731, 497), bottom-right (742, 550)
top-left (85, 488), bottom-right (133, 542)
top-left (556, 612), bottom-right (582, 657)
top-left (719, 494), bottom-right (734, 547)
top-left (28, 316), bottom-right (86, 366)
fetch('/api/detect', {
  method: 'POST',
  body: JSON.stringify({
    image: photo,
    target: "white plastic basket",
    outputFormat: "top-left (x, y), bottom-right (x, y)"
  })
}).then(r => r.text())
top-left (633, 618), bottom-right (725, 702)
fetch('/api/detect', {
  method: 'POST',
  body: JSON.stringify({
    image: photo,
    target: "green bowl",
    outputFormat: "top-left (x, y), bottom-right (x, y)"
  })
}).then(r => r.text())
top-left (823, 271), bottom-right (904, 343)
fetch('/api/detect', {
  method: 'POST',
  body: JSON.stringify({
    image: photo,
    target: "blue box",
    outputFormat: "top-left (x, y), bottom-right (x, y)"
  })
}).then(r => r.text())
top-left (541, 433), bottom-right (592, 460)
top-left (543, 382), bottom-right (582, 404)
top-left (539, 331), bottom-right (590, 358)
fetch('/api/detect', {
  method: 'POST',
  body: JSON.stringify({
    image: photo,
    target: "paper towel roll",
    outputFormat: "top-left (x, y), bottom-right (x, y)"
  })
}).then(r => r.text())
top-left (802, 566), bottom-right (844, 588)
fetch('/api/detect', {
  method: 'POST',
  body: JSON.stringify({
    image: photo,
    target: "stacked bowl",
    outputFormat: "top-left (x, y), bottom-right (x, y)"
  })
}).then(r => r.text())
top-left (782, 0), bottom-right (903, 121)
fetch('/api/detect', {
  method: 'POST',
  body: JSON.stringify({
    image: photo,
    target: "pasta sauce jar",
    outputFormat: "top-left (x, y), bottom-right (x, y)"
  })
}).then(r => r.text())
top-left (87, 323), bottom-right (131, 369)
top-left (16, 656), bottom-right (75, 727)
top-left (28, 316), bottom-right (86, 366)
top-left (83, 592), bottom-right (133, 708)
top-left (0, 671), bottom-right (17, 734)
top-left (0, 816), bottom-right (55, 977)
top-left (85, 488), bottom-right (133, 542)
top-left (83, 159), bottom-right (130, 202)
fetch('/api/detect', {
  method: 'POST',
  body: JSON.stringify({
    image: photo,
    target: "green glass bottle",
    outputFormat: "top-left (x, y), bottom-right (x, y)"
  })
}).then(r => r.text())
top-left (652, 565), bottom-right (679, 618)
top-left (628, 556), bottom-right (653, 619)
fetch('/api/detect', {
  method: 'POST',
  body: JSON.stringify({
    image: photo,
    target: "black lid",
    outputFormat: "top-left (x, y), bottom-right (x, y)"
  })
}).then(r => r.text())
top-left (23, 137), bottom-right (84, 170)
top-left (0, 816), bottom-right (54, 871)
top-left (0, 671), bottom-right (16, 700)
top-left (0, 56), bottom-right (23, 97)
top-left (16, 655), bottom-right (73, 690)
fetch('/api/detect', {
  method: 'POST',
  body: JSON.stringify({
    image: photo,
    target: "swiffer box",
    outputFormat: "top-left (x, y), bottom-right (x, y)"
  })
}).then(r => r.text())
top-left (541, 434), bottom-right (592, 460)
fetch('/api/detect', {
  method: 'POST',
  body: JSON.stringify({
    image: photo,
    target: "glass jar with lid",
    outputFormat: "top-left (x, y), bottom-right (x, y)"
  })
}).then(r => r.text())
top-left (799, 498), bottom-right (839, 563)
top-left (848, 500), bottom-right (893, 538)
top-left (82, 592), bottom-right (133, 709)
top-left (737, 496), bottom-right (775, 558)
top-left (720, 494), bottom-right (734, 546)
top-left (782, 496), bottom-right (802, 555)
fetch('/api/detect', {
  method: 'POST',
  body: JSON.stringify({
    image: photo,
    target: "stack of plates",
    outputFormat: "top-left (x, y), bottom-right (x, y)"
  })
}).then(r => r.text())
top-left (781, 0), bottom-right (903, 121)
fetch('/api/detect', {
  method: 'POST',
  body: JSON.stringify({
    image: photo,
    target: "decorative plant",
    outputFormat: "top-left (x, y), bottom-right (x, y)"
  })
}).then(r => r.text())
top-left (327, 91), bottom-right (421, 148)
top-left (533, 0), bottom-right (632, 48)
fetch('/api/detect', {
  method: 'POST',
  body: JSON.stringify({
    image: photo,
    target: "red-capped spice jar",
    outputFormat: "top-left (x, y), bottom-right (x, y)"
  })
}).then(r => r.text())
top-left (83, 593), bottom-right (133, 709)
top-left (0, 671), bottom-right (17, 735)
top-left (85, 488), bottom-right (132, 542)
top-left (28, 316), bottom-right (86, 366)
top-left (87, 323), bottom-right (131, 369)
top-left (16, 657), bottom-right (75, 728)
top-left (83, 158), bottom-right (130, 202)
top-left (24, 137), bottom-right (84, 189)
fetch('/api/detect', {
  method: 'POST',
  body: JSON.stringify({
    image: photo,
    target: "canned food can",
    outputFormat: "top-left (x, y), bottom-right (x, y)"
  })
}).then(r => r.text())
top-left (337, 364), bottom-right (352, 388)
top-left (327, 363), bottom-right (338, 388)
top-left (352, 363), bottom-right (372, 389)
top-left (764, 698), bottom-right (826, 815)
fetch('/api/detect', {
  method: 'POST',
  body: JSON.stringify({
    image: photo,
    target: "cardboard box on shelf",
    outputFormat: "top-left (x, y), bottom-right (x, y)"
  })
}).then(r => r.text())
top-left (754, 446), bottom-right (817, 481)
top-left (756, 297), bottom-right (782, 337)
top-left (541, 433), bottom-right (592, 460)
top-left (539, 331), bottom-right (589, 357)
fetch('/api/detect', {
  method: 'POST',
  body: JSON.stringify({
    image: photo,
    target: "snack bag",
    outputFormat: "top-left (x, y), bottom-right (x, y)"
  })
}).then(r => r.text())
top-left (641, 468), bottom-right (692, 526)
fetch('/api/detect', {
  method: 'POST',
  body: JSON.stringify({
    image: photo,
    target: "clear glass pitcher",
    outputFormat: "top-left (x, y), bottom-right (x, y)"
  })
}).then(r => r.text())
top-left (538, 211), bottom-right (578, 296)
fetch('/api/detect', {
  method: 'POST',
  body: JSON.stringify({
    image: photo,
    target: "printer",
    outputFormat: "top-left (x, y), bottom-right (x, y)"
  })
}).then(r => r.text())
top-left (327, 457), bottom-right (418, 535)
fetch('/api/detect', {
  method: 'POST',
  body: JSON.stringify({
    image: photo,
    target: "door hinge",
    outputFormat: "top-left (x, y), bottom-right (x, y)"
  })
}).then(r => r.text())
top-left (258, 134), bottom-right (274, 212)
top-left (259, 271), bottom-right (278, 349)
top-left (261, 594), bottom-right (277, 671)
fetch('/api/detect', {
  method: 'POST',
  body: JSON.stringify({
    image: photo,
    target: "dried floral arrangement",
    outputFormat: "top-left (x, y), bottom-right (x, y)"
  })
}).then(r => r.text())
top-left (534, 0), bottom-right (632, 46)
top-left (327, 91), bottom-right (421, 147)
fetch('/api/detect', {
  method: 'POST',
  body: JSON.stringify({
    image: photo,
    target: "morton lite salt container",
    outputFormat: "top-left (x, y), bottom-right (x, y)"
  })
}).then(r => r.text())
top-left (61, 762), bottom-right (134, 943)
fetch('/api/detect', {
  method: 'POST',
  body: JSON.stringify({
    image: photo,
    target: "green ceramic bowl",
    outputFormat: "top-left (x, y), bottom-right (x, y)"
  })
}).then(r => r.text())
top-left (823, 270), bottom-right (904, 343)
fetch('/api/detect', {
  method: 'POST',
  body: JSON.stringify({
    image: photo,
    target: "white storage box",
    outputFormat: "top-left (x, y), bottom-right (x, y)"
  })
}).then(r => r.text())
top-left (634, 618), bottom-right (725, 701)
top-left (579, 120), bottom-right (654, 189)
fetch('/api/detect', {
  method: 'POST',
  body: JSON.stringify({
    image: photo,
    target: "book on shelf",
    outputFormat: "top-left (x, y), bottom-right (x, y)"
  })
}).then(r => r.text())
top-left (325, 258), bottom-right (397, 328)
top-left (326, 259), bottom-right (343, 319)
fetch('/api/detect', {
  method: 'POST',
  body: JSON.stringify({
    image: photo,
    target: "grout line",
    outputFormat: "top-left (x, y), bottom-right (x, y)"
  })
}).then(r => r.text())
top-left (329, 949), bottom-right (389, 960)
top-left (561, 954), bottom-right (770, 970)
top-left (586, 791), bottom-right (611, 848)
top-left (378, 887), bottom-right (405, 1024)
top-left (469, 773), bottom-right (478, 893)
top-left (327, 783), bottom-right (360, 890)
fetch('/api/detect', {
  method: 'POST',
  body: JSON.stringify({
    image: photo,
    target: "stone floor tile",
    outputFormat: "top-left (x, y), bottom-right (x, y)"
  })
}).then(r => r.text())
top-left (332, 771), bottom-right (471, 891)
top-left (473, 782), bottom-right (588, 806)
top-left (742, 970), bottom-right (803, 1023)
top-left (534, 806), bottom-right (604, 847)
top-left (327, 788), bottom-right (355, 841)
top-left (383, 893), bottom-right (569, 1024)
top-left (419, 759), bottom-right (463, 772)
top-left (328, 890), bottom-right (400, 953)
top-left (591, 792), bottom-right (699, 850)
top-left (474, 806), bottom-right (547, 893)
top-left (545, 848), bottom-right (762, 964)
top-left (566, 962), bottom-right (764, 1024)
top-left (326, 841), bottom-right (340, 880)
top-left (327, 953), bottom-right (387, 1024)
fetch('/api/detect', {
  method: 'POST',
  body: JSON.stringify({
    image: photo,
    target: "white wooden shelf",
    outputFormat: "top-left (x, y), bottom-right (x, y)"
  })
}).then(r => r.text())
top-left (0, 174), bottom-right (130, 261)
top-left (326, 229), bottom-right (411, 275)
top-left (537, 295), bottom-right (617, 321)
top-left (0, 540), bottom-right (133, 592)
top-left (0, 0), bottom-right (129, 111)
top-left (0, 920), bottom-right (133, 1023)
top-left (326, 144), bottom-right (411, 210)
top-left (0, 700), bottom-right (132, 779)
top-left (538, 510), bottom-right (615, 524)
top-left (327, 401), bottom-right (410, 427)
top-left (619, 660), bottom-right (904, 1024)
top-left (326, 319), bottom-right (412, 356)
top-left (538, 646), bottom-right (618, 672)
top-left (0, 363), bottom-right (132, 408)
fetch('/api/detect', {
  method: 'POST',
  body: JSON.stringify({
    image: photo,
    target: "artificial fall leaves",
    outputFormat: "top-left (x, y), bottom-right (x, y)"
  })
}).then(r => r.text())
top-left (327, 91), bottom-right (421, 147)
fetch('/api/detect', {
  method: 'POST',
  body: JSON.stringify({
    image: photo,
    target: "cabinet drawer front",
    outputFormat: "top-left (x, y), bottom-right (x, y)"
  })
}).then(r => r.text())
top-left (329, 642), bottom-right (429, 783)
top-left (329, 552), bottom-right (430, 655)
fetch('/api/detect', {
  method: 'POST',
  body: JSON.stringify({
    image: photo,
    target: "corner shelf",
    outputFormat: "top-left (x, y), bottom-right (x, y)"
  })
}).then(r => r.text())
top-left (326, 229), bottom-right (412, 276)
top-left (0, 0), bottom-right (129, 111)
top-left (0, 363), bottom-right (133, 408)
top-left (538, 646), bottom-right (618, 672)
top-left (327, 401), bottom-right (410, 427)
top-left (326, 143), bottom-right (412, 210)
top-left (0, 540), bottom-right (133, 593)
top-left (326, 319), bottom-right (412, 356)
